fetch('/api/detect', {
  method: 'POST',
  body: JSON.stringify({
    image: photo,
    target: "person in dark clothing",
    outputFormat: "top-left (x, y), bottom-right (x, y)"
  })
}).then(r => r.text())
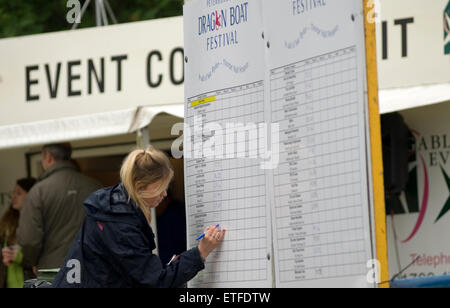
top-left (53, 147), bottom-right (225, 288)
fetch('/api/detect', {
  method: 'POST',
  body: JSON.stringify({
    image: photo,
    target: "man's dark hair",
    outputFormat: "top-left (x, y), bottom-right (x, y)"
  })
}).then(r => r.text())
top-left (42, 143), bottom-right (72, 161)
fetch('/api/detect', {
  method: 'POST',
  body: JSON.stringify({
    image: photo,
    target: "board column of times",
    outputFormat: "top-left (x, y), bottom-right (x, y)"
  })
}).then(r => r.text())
top-left (271, 46), bottom-right (370, 282)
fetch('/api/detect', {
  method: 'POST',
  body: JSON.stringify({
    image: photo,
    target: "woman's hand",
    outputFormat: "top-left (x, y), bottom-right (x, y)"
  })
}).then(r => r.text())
top-left (2, 247), bottom-right (19, 266)
top-left (197, 225), bottom-right (226, 261)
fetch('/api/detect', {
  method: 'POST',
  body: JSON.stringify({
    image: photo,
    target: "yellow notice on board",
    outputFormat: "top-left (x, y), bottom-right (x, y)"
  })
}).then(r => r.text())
top-left (191, 96), bottom-right (215, 107)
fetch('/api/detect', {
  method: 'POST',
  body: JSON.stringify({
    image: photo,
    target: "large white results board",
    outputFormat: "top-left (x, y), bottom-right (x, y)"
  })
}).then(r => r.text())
top-left (183, 0), bottom-right (376, 288)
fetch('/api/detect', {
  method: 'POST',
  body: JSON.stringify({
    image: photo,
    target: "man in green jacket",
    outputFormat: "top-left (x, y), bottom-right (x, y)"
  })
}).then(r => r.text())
top-left (17, 143), bottom-right (102, 273)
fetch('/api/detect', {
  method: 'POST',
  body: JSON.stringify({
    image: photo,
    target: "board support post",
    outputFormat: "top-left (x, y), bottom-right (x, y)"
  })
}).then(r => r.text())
top-left (363, 0), bottom-right (390, 288)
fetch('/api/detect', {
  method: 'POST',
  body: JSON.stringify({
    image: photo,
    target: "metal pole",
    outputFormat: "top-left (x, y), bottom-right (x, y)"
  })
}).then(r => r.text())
top-left (95, 0), bottom-right (101, 26)
top-left (98, 0), bottom-right (109, 26)
top-left (72, 0), bottom-right (117, 30)
top-left (71, 0), bottom-right (91, 30)
top-left (103, 0), bottom-right (118, 24)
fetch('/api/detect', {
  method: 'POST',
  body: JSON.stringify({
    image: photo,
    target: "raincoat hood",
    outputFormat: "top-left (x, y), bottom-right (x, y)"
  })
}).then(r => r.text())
top-left (83, 184), bottom-right (147, 226)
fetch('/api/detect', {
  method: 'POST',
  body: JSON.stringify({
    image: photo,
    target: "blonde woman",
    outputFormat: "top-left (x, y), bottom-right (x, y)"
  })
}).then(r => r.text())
top-left (53, 147), bottom-right (225, 288)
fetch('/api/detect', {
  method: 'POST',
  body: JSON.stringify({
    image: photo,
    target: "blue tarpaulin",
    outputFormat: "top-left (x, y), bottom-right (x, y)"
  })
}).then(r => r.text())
top-left (390, 275), bottom-right (450, 288)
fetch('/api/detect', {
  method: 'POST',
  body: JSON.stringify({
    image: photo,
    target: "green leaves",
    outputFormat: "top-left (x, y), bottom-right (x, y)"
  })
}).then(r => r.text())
top-left (0, 0), bottom-right (184, 39)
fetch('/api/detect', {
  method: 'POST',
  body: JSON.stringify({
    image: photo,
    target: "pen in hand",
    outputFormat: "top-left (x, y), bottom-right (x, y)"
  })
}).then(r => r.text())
top-left (196, 224), bottom-right (220, 241)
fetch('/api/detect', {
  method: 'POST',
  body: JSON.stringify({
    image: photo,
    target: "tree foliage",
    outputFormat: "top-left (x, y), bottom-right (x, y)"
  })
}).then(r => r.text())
top-left (0, 0), bottom-right (184, 39)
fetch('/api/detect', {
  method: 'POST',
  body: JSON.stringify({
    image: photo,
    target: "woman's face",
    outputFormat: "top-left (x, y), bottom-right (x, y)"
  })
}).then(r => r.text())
top-left (12, 185), bottom-right (27, 211)
top-left (141, 181), bottom-right (168, 209)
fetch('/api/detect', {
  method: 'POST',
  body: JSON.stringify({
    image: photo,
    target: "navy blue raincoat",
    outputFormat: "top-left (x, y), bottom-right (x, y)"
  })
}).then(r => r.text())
top-left (53, 184), bottom-right (204, 288)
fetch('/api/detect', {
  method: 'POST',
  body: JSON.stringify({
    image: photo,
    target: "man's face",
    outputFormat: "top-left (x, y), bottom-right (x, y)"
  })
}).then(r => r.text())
top-left (41, 151), bottom-right (52, 171)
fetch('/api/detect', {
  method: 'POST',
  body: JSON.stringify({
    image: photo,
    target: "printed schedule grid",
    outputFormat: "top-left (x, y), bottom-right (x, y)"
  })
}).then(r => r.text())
top-left (270, 46), bottom-right (369, 284)
top-left (185, 81), bottom-right (270, 286)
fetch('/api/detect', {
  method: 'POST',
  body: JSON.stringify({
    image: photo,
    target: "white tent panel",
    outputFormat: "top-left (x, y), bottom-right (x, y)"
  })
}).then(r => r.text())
top-left (0, 108), bottom-right (136, 150)
top-left (379, 83), bottom-right (450, 114)
top-left (0, 104), bottom-right (185, 150)
top-left (131, 104), bottom-right (184, 133)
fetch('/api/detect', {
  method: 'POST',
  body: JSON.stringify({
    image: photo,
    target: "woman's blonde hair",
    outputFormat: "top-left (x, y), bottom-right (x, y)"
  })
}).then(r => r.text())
top-left (120, 146), bottom-right (174, 223)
